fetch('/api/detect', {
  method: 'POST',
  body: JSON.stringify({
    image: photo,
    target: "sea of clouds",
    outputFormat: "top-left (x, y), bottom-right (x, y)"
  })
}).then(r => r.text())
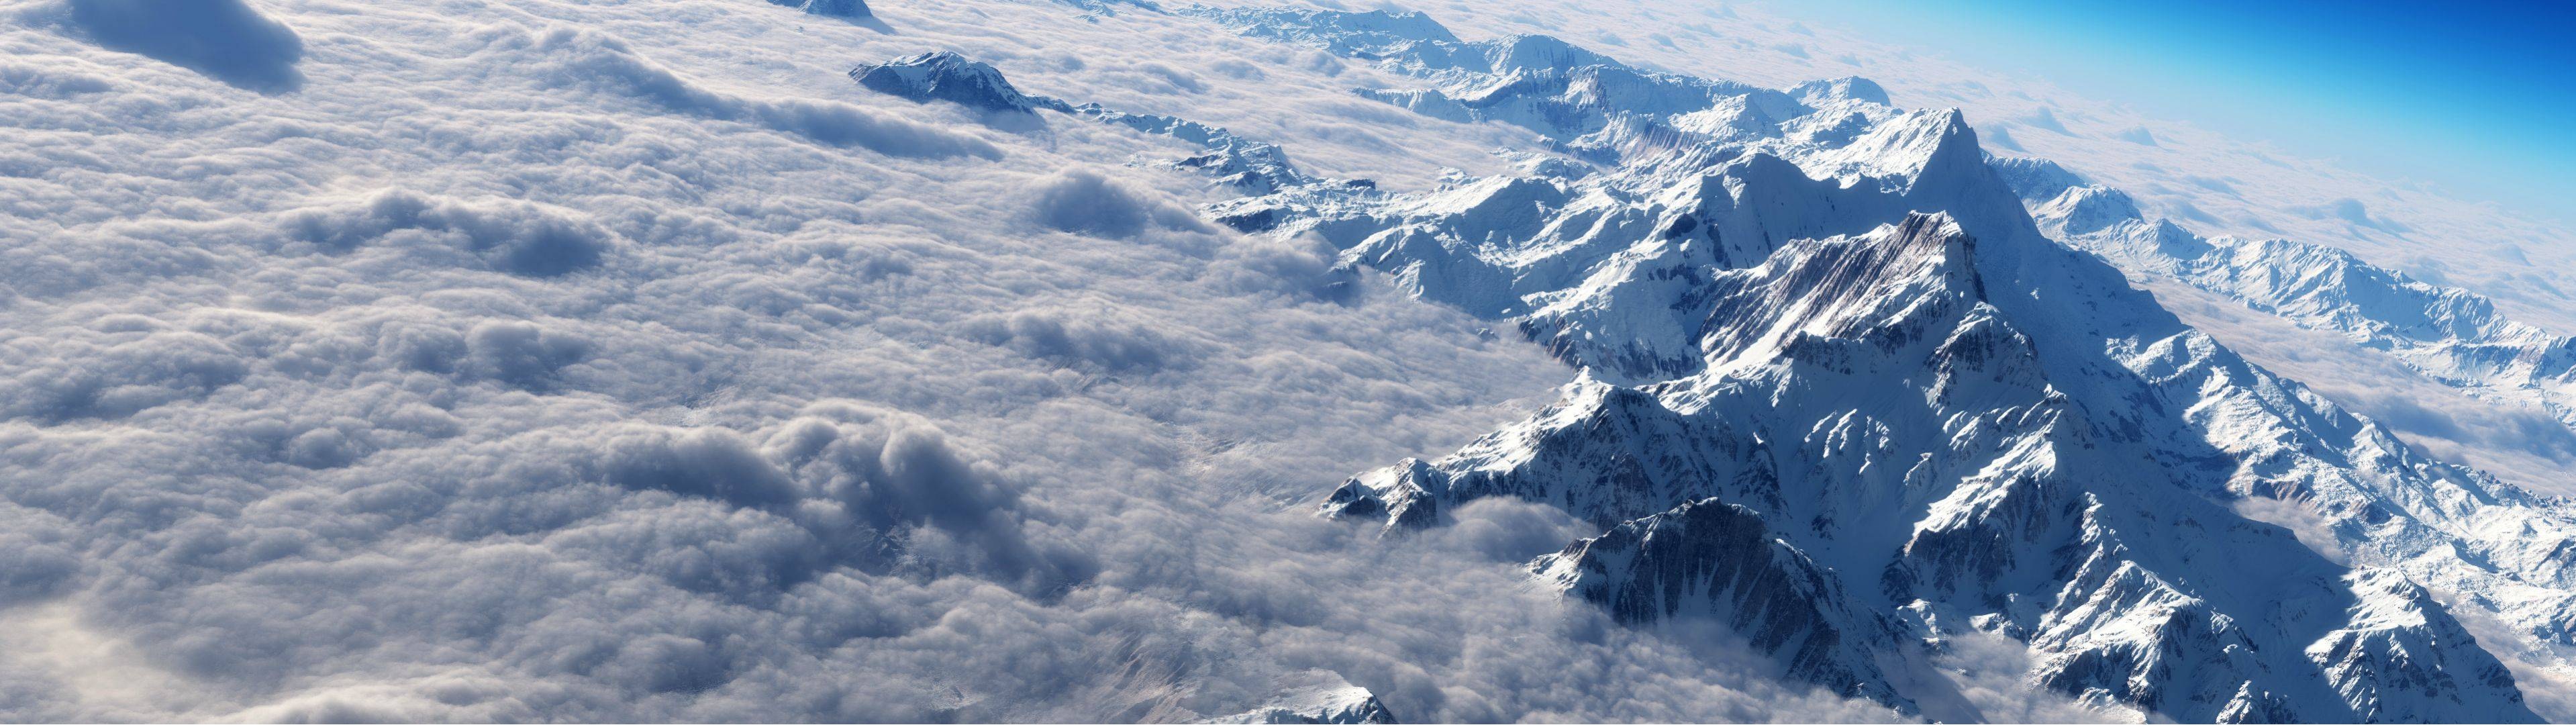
top-left (0, 0), bottom-right (1919, 720)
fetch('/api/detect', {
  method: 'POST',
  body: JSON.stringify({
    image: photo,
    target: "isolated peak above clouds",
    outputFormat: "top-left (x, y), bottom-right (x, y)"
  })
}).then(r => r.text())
top-left (853, 51), bottom-right (1075, 115)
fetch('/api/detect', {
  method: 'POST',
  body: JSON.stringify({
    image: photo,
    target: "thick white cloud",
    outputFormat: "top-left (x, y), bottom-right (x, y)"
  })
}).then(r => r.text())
top-left (498, 25), bottom-right (1002, 160)
top-left (280, 189), bottom-right (621, 278)
top-left (1024, 166), bottom-right (1211, 239)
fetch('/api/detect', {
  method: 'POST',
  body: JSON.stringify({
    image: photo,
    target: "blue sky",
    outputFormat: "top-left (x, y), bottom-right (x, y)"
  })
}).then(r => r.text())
top-left (1761, 0), bottom-right (2576, 224)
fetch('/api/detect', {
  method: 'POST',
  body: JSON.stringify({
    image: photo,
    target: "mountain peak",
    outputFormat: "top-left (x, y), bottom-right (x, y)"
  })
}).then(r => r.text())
top-left (1985, 154), bottom-right (2086, 201)
top-left (1791, 75), bottom-right (1890, 105)
top-left (850, 51), bottom-right (1070, 114)
top-left (766, 0), bottom-right (869, 17)
top-left (1798, 107), bottom-right (1981, 193)
top-left (1203, 675), bottom-right (1399, 724)
top-left (1479, 33), bottom-right (1619, 75)
top-left (2034, 184), bottom-right (2142, 236)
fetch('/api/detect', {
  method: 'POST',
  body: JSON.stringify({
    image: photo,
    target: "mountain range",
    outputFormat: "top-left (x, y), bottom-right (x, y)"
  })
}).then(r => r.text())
top-left (854, 7), bottom-right (2576, 722)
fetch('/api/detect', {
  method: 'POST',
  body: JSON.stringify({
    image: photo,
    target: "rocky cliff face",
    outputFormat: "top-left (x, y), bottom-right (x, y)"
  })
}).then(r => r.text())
top-left (1531, 497), bottom-right (1904, 708)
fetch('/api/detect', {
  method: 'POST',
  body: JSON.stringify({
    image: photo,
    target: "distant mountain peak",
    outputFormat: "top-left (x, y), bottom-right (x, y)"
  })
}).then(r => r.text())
top-left (766, 0), bottom-right (869, 17)
top-left (1791, 75), bottom-right (1890, 105)
top-left (2034, 185), bottom-right (2142, 236)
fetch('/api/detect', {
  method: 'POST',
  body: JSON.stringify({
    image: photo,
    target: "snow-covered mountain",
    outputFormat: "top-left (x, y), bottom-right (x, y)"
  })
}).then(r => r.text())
top-left (852, 51), bottom-right (1073, 114)
top-left (1200, 673), bottom-right (1398, 724)
top-left (1020, 7), bottom-right (2576, 722)
top-left (2016, 179), bottom-right (2576, 444)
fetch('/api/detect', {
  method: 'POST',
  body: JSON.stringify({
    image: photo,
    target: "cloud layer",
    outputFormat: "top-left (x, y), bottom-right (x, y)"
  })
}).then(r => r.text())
top-left (0, 0), bottom-right (1922, 720)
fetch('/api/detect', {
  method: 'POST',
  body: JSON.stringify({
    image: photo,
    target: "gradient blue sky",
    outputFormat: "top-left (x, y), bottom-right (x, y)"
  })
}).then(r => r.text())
top-left (1761, 0), bottom-right (2576, 224)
